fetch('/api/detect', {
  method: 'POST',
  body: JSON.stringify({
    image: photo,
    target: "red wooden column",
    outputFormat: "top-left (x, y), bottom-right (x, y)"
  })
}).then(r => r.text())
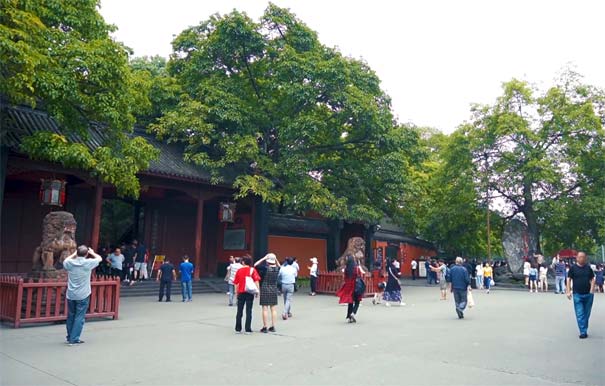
top-left (90, 181), bottom-right (103, 250)
top-left (193, 197), bottom-right (204, 279)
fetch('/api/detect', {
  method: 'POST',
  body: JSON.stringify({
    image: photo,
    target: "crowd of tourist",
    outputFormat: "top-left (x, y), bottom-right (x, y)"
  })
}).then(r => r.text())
top-left (62, 244), bottom-right (600, 346)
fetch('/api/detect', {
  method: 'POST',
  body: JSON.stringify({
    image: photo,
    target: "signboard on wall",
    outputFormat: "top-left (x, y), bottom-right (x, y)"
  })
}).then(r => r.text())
top-left (419, 261), bottom-right (427, 278)
top-left (223, 229), bottom-right (246, 250)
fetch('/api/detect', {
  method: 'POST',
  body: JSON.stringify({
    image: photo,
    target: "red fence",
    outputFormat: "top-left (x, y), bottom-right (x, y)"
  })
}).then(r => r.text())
top-left (0, 275), bottom-right (120, 328)
top-left (316, 271), bottom-right (383, 297)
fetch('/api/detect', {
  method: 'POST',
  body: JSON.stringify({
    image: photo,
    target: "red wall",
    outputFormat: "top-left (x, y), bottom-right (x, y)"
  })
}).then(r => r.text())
top-left (267, 235), bottom-right (327, 277)
top-left (401, 243), bottom-right (437, 277)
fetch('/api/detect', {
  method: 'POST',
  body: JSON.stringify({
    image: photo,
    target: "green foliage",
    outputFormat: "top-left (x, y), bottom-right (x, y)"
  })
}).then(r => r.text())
top-left (129, 56), bottom-right (181, 127)
top-left (1, 0), bottom-right (158, 197)
top-left (463, 71), bottom-right (605, 254)
top-left (21, 132), bottom-right (159, 197)
top-left (152, 4), bottom-right (420, 223)
top-left (410, 127), bottom-right (503, 257)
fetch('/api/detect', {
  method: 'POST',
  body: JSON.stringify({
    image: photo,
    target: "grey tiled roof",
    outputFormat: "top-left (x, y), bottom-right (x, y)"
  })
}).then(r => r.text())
top-left (1, 102), bottom-right (212, 182)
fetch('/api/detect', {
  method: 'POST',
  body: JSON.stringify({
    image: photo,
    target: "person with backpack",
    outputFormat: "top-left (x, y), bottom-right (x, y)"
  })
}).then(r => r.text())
top-left (430, 259), bottom-right (449, 300)
top-left (233, 257), bottom-right (260, 334)
top-left (336, 255), bottom-right (366, 323)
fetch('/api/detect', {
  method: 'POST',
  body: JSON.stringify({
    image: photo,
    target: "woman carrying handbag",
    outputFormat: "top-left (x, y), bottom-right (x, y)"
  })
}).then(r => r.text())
top-left (336, 255), bottom-right (366, 323)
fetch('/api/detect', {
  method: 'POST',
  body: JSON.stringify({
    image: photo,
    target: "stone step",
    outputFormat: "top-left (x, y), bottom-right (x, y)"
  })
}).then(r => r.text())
top-left (119, 279), bottom-right (228, 298)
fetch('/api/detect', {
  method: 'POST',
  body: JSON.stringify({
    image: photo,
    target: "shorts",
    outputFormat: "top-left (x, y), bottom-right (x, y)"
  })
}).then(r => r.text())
top-left (529, 275), bottom-right (537, 281)
top-left (135, 262), bottom-right (144, 270)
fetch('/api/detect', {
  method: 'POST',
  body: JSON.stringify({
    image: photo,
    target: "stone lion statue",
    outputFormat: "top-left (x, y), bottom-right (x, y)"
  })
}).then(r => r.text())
top-left (336, 237), bottom-right (368, 271)
top-left (32, 211), bottom-right (77, 277)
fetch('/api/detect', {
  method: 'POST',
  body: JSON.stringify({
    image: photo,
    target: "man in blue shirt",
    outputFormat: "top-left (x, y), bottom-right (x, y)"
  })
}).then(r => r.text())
top-left (180, 255), bottom-right (194, 302)
top-left (446, 257), bottom-right (471, 319)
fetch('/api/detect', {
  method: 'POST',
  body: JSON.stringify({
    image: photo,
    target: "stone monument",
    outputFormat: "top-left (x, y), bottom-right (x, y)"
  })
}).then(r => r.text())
top-left (502, 218), bottom-right (536, 279)
top-left (336, 237), bottom-right (368, 271)
top-left (31, 211), bottom-right (77, 278)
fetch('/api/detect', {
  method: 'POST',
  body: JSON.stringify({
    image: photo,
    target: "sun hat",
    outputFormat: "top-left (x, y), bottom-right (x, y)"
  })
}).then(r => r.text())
top-left (265, 253), bottom-right (277, 264)
top-left (310, 257), bottom-right (318, 264)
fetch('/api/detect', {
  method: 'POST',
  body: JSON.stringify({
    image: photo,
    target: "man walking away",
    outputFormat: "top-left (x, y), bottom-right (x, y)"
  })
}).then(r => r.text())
top-left (278, 258), bottom-right (298, 320)
top-left (566, 252), bottom-right (595, 339)
top-left (63, 245), bottom-right (102, 345)
top-left (180, 255), bottom-right (194, 302)
top-left (157, 259), bottom-right (176, 302)
top-left (411, 259), bottom-right (417, 280)
top-left (554, 257), bottom-right (567, 294)
top-left (446, 257), bottom-right (471, 319)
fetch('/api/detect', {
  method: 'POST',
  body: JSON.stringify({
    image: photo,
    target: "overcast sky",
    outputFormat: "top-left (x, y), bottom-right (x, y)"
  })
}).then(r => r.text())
top-left (99, 0), bottom-right (605, 133)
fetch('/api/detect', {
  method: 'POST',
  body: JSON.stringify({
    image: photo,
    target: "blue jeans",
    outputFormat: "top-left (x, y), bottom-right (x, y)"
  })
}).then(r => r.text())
top-left (484, 277), bottom-right (491, 289)
top-left (453, 289), bottom-right (468, 313)
top-left (572, 293), bottom-right (594, 335)
top-left (555, 276), bottom-right (566, 293)
top-left (66, 296), bottom-right (90, 343)
top-left (476, 275), bottom-right (483, 289)
top-left (181, 280), bottom-right (192, 301)
top-left (282, 283), bottom-right (295, 316)
top-left (228, 284), bottom-right (235, 305)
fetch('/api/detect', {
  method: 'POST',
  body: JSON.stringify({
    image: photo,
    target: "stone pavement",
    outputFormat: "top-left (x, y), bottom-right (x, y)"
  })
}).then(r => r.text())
top-left (1, 286), bottom-right (603, 386)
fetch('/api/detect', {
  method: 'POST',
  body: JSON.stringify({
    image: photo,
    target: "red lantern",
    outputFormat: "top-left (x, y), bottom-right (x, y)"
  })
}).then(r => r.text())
top-left (219, 202), bottom-right (236, 223)
top-left (39, 179), bottom-right (67, 206)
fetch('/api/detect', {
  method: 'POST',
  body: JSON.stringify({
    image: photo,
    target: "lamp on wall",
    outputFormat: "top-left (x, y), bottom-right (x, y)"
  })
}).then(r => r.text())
top-left (39, 179), bottom-right (66, 206)
top-left (219, 202), bottom-right (236, 223)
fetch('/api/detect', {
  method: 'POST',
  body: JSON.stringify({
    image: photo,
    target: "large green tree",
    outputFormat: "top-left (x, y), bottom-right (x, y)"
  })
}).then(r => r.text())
top-left (0, 0), bottom-right (158, 196)
top-left (411, 127), bottom-right (503, 257)
top-left (465, 72), bottom-right (605, 255)
top-left (152, 4), bottom-right (419, 222)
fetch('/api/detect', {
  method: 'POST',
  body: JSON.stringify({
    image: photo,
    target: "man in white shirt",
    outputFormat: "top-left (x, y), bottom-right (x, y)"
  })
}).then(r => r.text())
top-left (226, 257), bottom-right (243, 306)
top-left (308, 257), bottom-right (319, 296)
top-left (411, 260), bottom-right (418, 280)
top-left (106, 247), bottom-right (124, 280)
top-left (63, 245), bottom-right (102, 345)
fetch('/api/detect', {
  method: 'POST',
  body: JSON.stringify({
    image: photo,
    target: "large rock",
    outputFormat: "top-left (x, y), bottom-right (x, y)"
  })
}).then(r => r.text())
top-left (502, 219), bottom-right (535, 276)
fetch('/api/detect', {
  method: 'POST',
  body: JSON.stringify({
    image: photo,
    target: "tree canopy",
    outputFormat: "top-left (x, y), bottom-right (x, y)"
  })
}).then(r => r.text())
top-left (1, 0), bottom-right (158, 196)
top-left (419, 72), bottom-right (604, 257)
top-left (152, 4), bottom-right (420, 222)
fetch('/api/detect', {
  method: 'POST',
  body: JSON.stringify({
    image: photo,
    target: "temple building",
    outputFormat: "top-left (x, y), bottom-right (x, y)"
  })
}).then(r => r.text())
top-left (0, 101), bottom-right (436, 278)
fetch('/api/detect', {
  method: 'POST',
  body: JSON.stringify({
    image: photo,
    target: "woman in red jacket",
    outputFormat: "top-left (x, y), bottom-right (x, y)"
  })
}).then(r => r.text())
top-left (337, 255), bottom-right (366, 323)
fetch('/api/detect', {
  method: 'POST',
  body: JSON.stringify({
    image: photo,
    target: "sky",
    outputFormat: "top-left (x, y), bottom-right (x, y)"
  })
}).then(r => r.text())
top-left (99, 0), bottom-right (605, 133)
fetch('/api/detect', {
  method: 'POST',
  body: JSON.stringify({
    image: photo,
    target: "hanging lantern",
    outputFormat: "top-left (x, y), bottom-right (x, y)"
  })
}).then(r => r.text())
top-left (39, 179), bottom-right (67, 206)
top-left (219, 202), bottom-right (236, 223)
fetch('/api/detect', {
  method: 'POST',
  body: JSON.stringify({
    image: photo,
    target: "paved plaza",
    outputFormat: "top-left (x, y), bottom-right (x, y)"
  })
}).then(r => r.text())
top-left (1, 286), bottom-right (603, 386)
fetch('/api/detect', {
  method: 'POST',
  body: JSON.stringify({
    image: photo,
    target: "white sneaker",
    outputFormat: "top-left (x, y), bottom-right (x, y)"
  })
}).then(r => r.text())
top-left (400, 302), bottom-right (406, 306)
top-left (385, 302), bottom-right (391, 307)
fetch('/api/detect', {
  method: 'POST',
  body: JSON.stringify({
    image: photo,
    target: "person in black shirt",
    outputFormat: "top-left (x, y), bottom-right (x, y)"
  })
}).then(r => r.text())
top-left (157, 259), bottom-right (176, 302)
top-left (122, 242), bottom-right (135, 285)
top-left (566, 252), bottom-right (595, 339)
top-left (133, 240), bottom-right (147, 282)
